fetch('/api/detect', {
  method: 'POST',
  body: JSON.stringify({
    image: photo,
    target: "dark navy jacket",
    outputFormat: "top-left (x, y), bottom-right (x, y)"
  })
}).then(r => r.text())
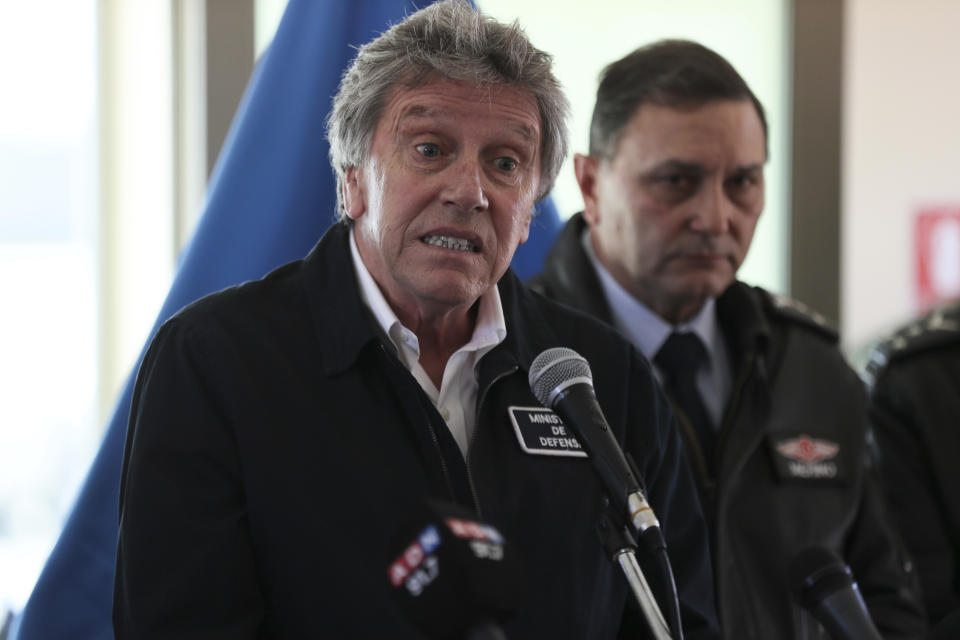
top-left (865, 302), bottom-right (960, 626)
top-left (114, 222), bottom-right (718, 639)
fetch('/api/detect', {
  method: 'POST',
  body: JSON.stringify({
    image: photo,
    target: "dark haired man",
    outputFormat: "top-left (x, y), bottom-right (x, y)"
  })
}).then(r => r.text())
top-left (530, 39), bottom-right (925, 639)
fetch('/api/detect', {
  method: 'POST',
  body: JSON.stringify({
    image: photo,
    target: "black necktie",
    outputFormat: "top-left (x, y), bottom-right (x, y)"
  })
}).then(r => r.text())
top-left (655, 332), bottom-right (717, 475)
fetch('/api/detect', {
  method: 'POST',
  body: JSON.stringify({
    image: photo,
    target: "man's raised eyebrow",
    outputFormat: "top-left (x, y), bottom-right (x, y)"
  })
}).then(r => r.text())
top-left (397, 104), bottom-right (436, 121)
top-left (510, 123), bottom-right (538, 145)
top-left (396, 104), bottom-right (538, 145)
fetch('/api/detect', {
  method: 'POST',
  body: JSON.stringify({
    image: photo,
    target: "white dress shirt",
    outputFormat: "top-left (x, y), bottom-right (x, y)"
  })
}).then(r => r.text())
top-left (350, 229), bottom-right (507, 457)
top-left (582, 230), bottom-right (732, 429)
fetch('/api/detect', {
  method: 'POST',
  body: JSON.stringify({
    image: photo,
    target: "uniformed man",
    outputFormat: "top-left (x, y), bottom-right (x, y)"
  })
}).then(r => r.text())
top-left (865, 301), bottom-right (960, 627)
top-left (529, 39), bottom-right (926, 639)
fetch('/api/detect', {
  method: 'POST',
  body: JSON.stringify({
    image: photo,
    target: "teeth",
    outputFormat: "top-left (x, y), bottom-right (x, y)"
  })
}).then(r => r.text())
top-left (422, 235), bottom-right (477, 252)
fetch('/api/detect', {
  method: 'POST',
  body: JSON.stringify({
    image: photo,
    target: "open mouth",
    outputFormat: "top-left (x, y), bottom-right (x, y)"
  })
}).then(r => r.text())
top-left (421, 234), bottom-right (480, 253)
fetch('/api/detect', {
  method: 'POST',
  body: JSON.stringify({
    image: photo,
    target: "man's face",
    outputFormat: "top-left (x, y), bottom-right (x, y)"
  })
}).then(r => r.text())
top-left (579, 99), bottom-right (766, 323)
top-left (344, 77), bottom-right (541, 321)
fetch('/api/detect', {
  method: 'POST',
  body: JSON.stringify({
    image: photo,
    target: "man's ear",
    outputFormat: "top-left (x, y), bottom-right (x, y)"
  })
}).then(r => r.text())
top-left (574, 153), bottom-right (601, 226)
top-left (343, 166), bottom-right (366, 220)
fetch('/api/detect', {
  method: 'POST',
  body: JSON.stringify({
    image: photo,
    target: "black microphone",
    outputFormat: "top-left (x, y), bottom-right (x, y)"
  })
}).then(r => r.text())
top-left (789, 546), bottom-right (882, 640)
top-left (528, 347), bottom-right (661, 542)
top-left (528, 347), bottom-right (684, 640)
top-left (387, 499), bottom-right (522, 639)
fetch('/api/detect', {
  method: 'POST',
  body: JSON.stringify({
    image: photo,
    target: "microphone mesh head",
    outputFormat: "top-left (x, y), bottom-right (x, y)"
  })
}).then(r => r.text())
top-left (528, 347), bottom-right (593, 406)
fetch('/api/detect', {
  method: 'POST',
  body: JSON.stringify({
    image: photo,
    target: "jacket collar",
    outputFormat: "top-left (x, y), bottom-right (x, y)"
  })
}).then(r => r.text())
top-left (302, 222), bottom-right (386, 376)
top-left (715, 282), bottom-right (774, 435)
top-left (302, 222), bottom-right (550, 383)
top-left (484, 267), bottom-right (556, 381)
top-left (531, 212), bottom-right (615, 325)
top-left (716, 281), bottom-right (771, 368)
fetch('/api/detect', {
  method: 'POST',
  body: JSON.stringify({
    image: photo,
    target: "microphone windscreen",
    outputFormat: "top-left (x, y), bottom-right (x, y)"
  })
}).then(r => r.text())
top-left (789, 546), bottom-right (854, 610)
top-left (386, 499), bottom-right (524, 637)
top-left (528, 347), bottom-right (592, 407)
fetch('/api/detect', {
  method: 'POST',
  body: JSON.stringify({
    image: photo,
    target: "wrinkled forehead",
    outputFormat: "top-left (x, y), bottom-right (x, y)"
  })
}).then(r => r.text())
top-left (377, 75), bottom-right (542, 144)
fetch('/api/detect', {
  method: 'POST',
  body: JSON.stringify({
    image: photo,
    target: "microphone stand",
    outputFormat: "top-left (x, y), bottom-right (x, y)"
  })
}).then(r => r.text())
top-left (597, 503), bottom-right (673, 640)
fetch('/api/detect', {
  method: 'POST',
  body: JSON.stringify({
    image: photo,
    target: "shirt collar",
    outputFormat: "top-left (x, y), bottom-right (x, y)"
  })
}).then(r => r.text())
top-left (349, 228), bottom-right (506, 361)
top-left (581, 228), bottom-right (721, 363)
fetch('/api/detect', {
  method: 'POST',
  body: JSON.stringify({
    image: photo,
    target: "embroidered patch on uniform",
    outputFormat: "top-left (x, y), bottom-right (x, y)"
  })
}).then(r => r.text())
top-left (508, 406), bottom-right (587, 458)
top-left (767, 433), bottom-right (846, 484)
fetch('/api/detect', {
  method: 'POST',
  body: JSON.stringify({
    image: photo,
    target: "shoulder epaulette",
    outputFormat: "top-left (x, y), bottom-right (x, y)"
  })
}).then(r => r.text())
top-left (865, 302), bottom-right (960, 381)
top-left (763, 291), bottom-right (838, 341)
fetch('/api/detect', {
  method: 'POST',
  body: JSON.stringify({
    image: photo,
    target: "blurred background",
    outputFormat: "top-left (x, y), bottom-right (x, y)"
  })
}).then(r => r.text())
top-left (1, 0), bottom-right (958, 620)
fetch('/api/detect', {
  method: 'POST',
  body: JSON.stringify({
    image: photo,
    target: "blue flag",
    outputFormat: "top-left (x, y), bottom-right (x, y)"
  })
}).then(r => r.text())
top-left (10, 1), bottom-right (562, 638)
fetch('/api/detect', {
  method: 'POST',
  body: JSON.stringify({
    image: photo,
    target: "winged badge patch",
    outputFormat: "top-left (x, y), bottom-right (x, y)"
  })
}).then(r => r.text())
top-left (776, 435), bottom-right (839, 464)
top-left (770, 434), bottom-right (843, 482)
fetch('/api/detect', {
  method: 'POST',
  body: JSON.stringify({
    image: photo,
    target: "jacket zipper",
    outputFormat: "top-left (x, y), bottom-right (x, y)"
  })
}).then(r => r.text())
top-left (379, 343), bottom-right (458, 503)
top-left (715, 350), bottom-right (756, 466)
top-left (713, 350), bottom-right (758, 635)
top-left (466, 364), bottom-right (518, 518)
top-left (675, 408), bottom-right (711, 482)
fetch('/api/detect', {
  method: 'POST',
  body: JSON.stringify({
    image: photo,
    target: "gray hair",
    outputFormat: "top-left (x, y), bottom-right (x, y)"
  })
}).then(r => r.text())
top-left (326, 0), bottom-right (570, 222)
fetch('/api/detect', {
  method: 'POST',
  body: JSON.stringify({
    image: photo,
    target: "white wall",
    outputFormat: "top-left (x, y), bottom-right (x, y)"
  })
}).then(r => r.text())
top-left (843, 0), bottom-right (960, 352)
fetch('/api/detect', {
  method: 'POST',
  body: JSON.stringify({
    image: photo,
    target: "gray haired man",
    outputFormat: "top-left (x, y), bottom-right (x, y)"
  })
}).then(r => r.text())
top-left (114, 2), bottom-right (718, 637)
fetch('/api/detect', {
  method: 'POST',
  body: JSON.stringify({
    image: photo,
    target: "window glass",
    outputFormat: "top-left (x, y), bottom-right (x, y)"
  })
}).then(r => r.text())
top-left (0, 0), bottom-right (100, 612)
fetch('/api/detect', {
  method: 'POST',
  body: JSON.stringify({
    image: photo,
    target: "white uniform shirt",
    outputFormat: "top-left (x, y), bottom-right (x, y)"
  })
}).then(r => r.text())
top-left (350, 229), bottom-right (507, 457)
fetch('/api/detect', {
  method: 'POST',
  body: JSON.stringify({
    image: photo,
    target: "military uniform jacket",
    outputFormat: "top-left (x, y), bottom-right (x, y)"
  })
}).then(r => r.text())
top-left (113, 222), bottom-right (720, 639)
top-left (865, 302), bottom-right (960, 624)
top-left (528, 213), bottom-right (926, 639)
